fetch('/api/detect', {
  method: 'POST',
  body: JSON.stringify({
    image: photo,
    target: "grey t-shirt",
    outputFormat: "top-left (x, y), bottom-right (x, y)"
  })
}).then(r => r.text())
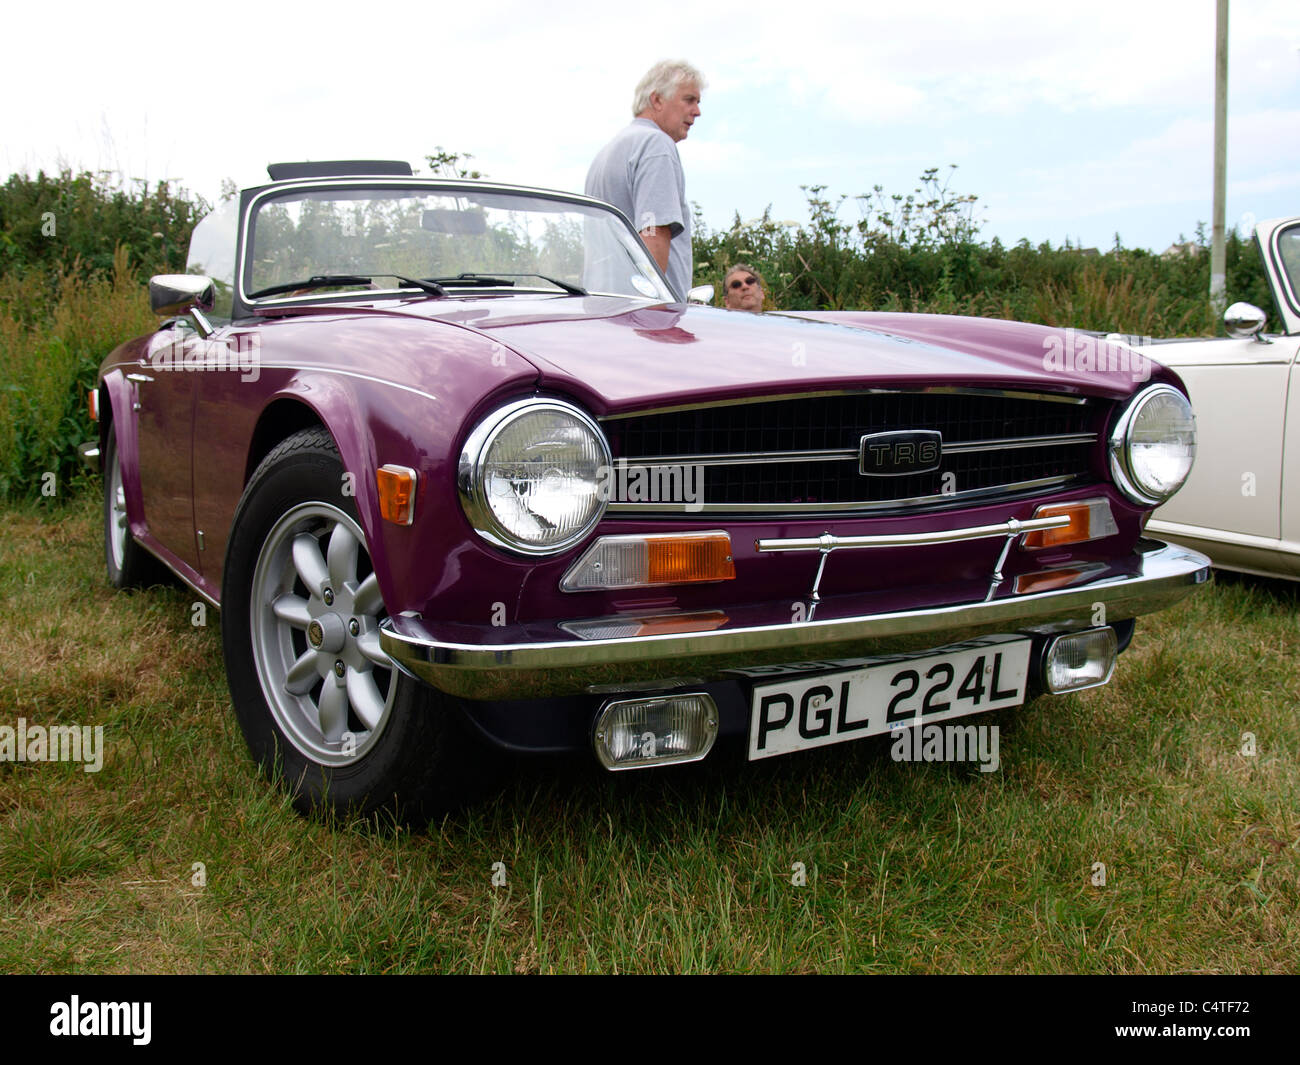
top-left (585, 118), bottom-right (691, 300)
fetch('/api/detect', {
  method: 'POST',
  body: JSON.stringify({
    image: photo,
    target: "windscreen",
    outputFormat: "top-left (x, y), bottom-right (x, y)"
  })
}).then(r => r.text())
top-left (244, 185), bottom-right (672, 302)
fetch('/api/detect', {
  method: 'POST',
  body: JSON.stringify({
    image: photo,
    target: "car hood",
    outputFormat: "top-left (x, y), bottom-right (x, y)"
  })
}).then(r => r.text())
top-left (374, 296), bottom-right (1167, 414)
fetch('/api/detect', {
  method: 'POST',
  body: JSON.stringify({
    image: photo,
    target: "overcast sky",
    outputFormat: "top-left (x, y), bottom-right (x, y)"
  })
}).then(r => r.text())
top-left (3, 0), bottom-right (1297, 252)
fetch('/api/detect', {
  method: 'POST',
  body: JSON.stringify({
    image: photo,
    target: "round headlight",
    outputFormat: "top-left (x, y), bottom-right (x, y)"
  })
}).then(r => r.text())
top-left (459, 399), bottom-right (611, 555)
top-left (1108, 384), bottom-right (1196, 505)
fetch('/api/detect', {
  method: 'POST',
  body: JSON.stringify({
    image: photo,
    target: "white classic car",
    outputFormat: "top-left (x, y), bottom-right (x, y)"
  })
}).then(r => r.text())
top-left (1142, 216), bottom-right (1300, 581)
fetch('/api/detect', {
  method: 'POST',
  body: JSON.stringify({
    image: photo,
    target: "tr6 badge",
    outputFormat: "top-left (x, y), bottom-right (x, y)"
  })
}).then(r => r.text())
top-left (858, 430), bottom-right (943, 476)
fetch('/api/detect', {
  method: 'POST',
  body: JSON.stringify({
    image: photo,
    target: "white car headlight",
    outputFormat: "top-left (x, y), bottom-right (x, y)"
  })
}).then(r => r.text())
top-left (1108, 384), bottom-right (1196, 506)
top-left (458, 398), bottom-right (611, 555)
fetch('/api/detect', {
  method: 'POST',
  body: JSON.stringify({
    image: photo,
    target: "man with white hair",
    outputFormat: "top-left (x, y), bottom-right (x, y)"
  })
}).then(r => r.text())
top-left (585, 60), bottom-right (704, 301)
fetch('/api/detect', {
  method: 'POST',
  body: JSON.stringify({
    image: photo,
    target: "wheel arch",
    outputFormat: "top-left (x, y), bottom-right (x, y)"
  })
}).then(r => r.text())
top-left (238, 382), bottom-right (398, 616)
top-left (98, 370), bottom-right (144, 534)
top-left (245, 398), bottom-right (328, 483)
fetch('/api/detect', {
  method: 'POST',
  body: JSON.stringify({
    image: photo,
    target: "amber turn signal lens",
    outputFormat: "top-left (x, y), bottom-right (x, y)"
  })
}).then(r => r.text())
top-left (88, 390), bottom-right (99, 422)
top-left (1022, 499), bottom-right (1118, 549)
top-left (646, 535), bottom-right (736, 585)
top-left (376, 465), bottom-right (418, 525)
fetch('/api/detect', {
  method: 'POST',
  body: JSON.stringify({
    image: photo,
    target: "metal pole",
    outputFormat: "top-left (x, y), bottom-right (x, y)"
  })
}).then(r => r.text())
top-left (1210, 0), bottom-right (1229, 317)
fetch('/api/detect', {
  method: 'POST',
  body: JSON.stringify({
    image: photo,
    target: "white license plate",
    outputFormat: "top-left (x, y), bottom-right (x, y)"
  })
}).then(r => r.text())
top-left (746, 637), bottom-right (1031, 761)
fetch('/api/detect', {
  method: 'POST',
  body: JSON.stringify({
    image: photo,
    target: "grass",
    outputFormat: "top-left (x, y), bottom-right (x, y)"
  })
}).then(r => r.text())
top-left (1, 489), bottom-right (1297, 974)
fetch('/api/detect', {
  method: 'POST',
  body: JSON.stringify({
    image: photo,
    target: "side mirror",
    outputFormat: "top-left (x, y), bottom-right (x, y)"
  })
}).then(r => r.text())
top-left (150, 274), bottom-right (215, 317)
top-left (686, 284), bottom-right (714, 305)
top-left (1223, 301), bottom-right (1267, 340)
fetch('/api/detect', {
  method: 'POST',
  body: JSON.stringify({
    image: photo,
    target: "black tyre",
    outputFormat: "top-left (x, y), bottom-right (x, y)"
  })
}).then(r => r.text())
top-left (221, 428), bottom-right (485, 821)
top-left (103, 429), bottom-right (158, 588)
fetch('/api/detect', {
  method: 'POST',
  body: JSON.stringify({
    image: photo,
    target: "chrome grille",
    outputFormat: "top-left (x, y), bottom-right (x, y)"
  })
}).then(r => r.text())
top-left (602, 390), bottom-right (1104, 514)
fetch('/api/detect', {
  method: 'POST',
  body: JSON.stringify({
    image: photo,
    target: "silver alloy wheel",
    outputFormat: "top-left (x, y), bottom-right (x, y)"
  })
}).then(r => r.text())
top-left (109, 445), bottom-right (129, 570)
top-left (249, 502), bottom-right (395, 765)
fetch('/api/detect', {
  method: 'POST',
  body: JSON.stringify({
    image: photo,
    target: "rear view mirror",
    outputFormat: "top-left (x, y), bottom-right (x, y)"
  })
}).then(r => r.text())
top-left (422, 209), bottom-right (488, 236)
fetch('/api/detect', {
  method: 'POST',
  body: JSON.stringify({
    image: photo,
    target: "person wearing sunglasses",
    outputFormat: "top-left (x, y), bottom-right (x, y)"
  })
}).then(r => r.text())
top-left (723, 264), bottom-right (765, 312)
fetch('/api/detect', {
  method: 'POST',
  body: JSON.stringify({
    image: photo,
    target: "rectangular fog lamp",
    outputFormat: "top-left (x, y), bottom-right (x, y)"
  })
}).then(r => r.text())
top-left (593, 693), bottom-right (719, 770)
top-left (1043, 627), bottom-right (1118, 693)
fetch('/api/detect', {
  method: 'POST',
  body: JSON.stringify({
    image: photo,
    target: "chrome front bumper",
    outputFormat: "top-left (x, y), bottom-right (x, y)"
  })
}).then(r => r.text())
top-left (379, 541), bottom-right (1211, 700)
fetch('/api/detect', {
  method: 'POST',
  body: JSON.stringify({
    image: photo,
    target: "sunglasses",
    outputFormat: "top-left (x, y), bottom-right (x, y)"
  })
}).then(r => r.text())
top-left (729, 276), bottom-right (759, 290)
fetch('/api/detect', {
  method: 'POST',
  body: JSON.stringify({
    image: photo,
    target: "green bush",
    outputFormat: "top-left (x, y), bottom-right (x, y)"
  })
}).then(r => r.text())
top-left (0, 248), bottom-right (157, 500)
top-left (0, 168), bottom-right (205, 292)
top-left (694, 169), bottom-right (1280, 337)
top-left (0, 169), bottom-right (207, 500)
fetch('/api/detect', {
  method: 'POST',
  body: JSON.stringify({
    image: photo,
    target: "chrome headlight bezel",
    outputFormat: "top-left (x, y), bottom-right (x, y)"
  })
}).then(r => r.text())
top-left (458, 397), bottom-right (612, 556)
top-left (1108, 384), bottom-right (1196, 506)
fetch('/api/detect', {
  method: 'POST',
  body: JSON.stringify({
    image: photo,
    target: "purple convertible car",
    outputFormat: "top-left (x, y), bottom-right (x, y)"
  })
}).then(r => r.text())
top-left (84, 161), bottom-right (1209, 816)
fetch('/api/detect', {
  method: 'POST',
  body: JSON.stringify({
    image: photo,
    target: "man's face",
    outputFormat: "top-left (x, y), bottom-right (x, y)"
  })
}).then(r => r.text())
top-left (724, 270), bottom-right (763, 311)
top-left (649, 79), bottom-right (701, 142)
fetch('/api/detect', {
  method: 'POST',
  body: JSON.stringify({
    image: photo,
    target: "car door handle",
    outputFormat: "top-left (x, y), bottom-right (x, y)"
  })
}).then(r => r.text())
top-left (127, 373), bottom-right (154, 383)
